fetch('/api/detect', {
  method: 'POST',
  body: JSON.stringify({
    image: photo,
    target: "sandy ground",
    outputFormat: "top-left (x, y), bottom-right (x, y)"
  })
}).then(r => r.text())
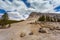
top-left (0, 20), bottom-right (60, 40)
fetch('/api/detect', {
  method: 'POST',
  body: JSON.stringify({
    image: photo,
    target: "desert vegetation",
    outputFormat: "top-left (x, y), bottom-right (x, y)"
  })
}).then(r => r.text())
top-left (0, 12), bottom-right (60, 40)
top-left (38, 15), bottom-right (60, 22)
top-left (0, 12), bottom-right (24, 29)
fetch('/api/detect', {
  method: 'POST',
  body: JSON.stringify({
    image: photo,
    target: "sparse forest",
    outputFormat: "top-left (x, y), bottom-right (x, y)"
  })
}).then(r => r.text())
top-left (38, 15), bottom-right (60, 22)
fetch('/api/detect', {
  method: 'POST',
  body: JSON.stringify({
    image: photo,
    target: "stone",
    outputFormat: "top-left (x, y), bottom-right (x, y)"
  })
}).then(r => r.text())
top-left (38, 28), bottom-right (46, 33)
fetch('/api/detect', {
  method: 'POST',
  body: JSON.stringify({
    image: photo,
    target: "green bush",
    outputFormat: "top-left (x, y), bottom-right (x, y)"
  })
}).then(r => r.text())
top-left (38, 15), bottom-right (45, 21)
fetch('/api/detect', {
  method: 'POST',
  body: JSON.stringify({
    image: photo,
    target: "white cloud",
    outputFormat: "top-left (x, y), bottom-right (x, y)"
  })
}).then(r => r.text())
top-left (27, 0), bottom-right (60, 13)
top-left (0, 0), bottom-right (60, 21)
top-left (27, 0), bottom-right (53, 12)
top-left (0, 0), bottom-right (31, 21)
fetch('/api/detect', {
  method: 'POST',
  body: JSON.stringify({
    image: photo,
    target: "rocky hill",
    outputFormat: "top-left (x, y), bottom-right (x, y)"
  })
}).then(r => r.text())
top-left (0, 12), bottom-right (60, 40)
top-left (27, 12), bottom-right (60, 22)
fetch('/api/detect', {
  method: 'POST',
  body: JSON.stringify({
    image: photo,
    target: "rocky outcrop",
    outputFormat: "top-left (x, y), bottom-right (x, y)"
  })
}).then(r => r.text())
top-left (0, 12), bottom-right (60, 40)
top-left (28, 12), bottom-right (60, 22)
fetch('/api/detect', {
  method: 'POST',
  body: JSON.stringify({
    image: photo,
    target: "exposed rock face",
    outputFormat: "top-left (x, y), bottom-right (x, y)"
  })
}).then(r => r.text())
top-left (0, 12), bottom-right (60, 40)
top-left (28, 12), bottom-right (60, 22)
top-left (27, 12), bottom-right (40, 21)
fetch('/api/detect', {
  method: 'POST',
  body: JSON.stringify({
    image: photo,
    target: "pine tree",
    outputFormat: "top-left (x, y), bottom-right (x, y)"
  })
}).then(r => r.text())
top-left (1, 12), bottom-right (9, 28)
top-left (38, 15), bottom-right (45, 21)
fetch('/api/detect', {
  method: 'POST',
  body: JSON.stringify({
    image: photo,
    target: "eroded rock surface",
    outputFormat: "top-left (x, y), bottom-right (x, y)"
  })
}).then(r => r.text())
top-left (0, 20), bottom-right (60, 40)
top-left (0, 12), bottom-right (60, 40)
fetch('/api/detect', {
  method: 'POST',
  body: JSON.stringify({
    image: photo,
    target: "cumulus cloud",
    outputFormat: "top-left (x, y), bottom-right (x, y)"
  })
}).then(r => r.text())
top-left (27, 0), bottom-right (60, 13)
top-left (0, 0), bottom-right (60, 20)
top-left (0, 0), bottom-right (31, 21)
top-left (27, 0), bottom-right (53, 12)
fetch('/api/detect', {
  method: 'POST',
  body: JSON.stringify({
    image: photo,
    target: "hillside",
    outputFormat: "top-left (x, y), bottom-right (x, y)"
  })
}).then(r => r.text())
top-left (27, 12), bottom-right (60, 22)
top-left (0, 12), bottom-right (60, 40)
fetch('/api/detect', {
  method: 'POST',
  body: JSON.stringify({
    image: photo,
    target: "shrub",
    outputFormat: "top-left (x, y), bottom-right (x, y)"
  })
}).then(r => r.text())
top-left (38, 15), bottom-right (45, 21)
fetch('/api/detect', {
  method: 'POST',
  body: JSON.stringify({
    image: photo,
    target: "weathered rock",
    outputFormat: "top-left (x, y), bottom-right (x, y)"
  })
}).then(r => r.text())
top-left (38, 28), bottom-right (46, 33)
top-left (55, 27), bottom-right (60, 30)
top-left (29, 32), bottom-right (33, 35)
top-left (20, 32), bottom-right (26, 37)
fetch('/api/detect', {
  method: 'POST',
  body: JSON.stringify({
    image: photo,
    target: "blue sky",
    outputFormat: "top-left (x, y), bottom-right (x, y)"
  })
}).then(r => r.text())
top-left (0, 0), bottom-right (60, 13)
top-left (0, 0), bottom-right (30, 13)
top-left (22, 0), bottom-right (30, 7)
top-left (54, 6), bottom-right (60, 12)
top-left (0, 9), bottom-right (6, 13)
